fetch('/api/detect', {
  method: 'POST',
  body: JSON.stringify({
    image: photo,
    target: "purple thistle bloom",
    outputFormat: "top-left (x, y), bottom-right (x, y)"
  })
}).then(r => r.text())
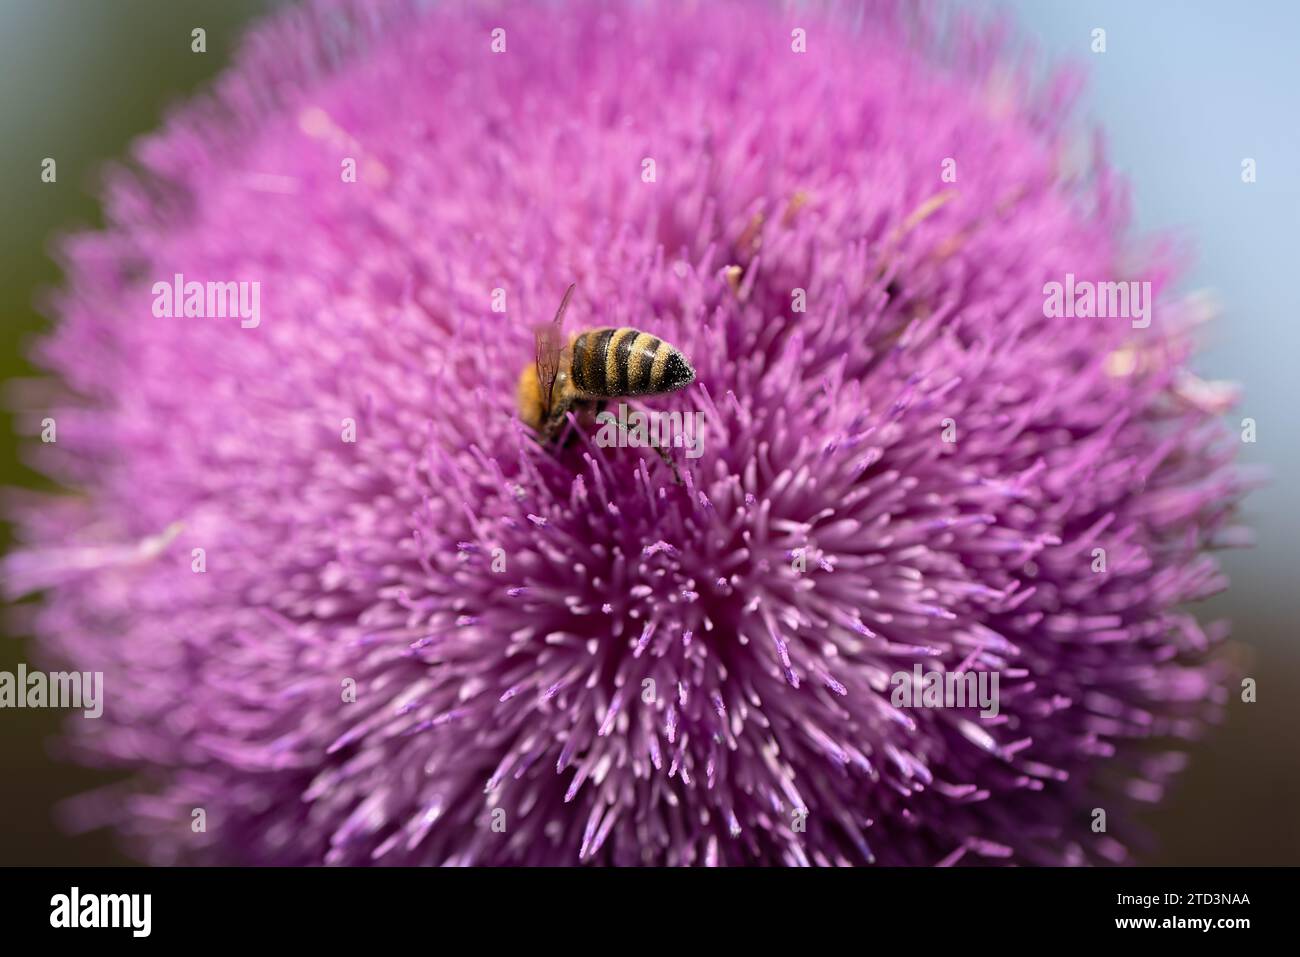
top-left (6, 0), bottom-right (1249, 865)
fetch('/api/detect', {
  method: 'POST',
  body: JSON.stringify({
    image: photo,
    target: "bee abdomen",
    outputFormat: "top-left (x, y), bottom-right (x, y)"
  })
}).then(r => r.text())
top-left (571, 327), bottom-right (695, 397)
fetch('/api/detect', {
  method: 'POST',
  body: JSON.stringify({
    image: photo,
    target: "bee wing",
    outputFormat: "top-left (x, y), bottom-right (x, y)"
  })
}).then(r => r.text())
top-left (533, 324), bottom-right (562, 419)
top-left (533, 283), bottom-right (576, 419)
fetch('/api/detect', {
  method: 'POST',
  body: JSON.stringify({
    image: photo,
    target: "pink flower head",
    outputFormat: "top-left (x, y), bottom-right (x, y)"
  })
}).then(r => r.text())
top-left (7, 0), bottom-right (1247, 865)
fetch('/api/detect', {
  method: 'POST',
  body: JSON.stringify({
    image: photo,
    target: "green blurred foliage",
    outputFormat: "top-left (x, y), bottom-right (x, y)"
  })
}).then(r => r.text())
top-left (1, 0), bottom-right (274, 866)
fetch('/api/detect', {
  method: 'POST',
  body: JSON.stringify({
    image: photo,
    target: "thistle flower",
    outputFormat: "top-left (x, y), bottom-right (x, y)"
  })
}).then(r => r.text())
top-left (6, 0), bottom-right (1248, 865)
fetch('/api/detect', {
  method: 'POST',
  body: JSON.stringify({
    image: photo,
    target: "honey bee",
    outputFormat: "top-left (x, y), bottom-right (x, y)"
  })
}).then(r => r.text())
top-left (517, 282), bottom-right (696, 446)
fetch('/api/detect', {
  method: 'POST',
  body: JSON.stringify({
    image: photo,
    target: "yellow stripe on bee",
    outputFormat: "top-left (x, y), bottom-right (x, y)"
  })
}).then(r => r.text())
top-left (628, 332), bottom-right (658, 387)
top-left (649, 341), bottom-right (671, 388)
top-left (606, 328), bottom-right (636, 392)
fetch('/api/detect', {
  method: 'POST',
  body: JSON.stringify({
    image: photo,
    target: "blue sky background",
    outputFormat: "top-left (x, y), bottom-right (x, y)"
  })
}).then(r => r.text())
top-left (958, 0), bottom-right (1300, 601)
top-left (953, 0), bottom-right (1300, 861)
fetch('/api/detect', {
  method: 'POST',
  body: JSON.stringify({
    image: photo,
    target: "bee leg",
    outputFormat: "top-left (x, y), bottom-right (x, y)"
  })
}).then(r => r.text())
top-left (541, 392), bottom-right (579, 445)
top-left (552, 398), bottom-right (683, 485)
top-left (603, 402), bottom-right (683, 486)
top-left (651, 443), bottom-right (684, 486)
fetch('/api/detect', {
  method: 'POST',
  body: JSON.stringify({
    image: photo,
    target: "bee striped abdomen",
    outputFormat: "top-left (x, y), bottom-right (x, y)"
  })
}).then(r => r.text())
top-left (571, 327), bottom-right (695, 398)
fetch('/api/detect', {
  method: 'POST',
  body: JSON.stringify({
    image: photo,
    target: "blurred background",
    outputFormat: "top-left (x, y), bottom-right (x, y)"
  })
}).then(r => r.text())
top-left (1, 0), bottom-right (1296, 865)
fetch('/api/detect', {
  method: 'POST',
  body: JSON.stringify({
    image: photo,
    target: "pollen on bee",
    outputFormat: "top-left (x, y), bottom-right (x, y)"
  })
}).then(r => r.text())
top-left (516, 364), bottom-right (545, 432)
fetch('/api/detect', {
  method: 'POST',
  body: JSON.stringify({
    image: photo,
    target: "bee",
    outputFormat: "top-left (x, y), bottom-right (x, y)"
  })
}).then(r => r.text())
top-left (517, 282), bottom-right (696, 453)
